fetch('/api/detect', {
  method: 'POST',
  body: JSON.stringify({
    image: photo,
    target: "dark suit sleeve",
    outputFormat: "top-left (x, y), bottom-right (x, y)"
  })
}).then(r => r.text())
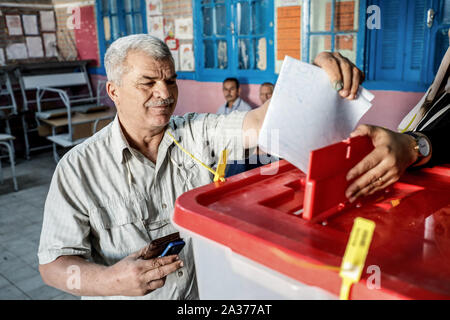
top-left (419, 108), bottom-right (450, 166)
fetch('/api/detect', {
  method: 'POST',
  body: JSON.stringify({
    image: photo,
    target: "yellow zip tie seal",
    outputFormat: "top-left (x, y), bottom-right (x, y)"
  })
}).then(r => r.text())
top-left (214, 149), bottom-right (228, 182)
top-left (167, 131), bottom-right (227, 182)
top-left (339, 217), bottom-right (376, 300)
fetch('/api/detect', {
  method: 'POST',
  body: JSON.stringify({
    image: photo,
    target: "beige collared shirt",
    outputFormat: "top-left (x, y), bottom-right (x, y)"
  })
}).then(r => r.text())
top-left (38, 111), bottom-right (249, 300)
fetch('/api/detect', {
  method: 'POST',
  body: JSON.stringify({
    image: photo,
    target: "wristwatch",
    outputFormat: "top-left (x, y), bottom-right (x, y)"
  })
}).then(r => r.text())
top-left (404, 131), bottom-right (432, 165)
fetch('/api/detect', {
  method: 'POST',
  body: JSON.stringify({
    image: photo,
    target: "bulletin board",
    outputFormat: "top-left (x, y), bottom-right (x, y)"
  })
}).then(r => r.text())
top-left (0, 6), bottom-right (59, 65)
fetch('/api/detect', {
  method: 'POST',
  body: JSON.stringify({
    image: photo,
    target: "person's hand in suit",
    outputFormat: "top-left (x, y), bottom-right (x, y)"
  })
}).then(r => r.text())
top-left (344, 124), bottom-right (432, 202)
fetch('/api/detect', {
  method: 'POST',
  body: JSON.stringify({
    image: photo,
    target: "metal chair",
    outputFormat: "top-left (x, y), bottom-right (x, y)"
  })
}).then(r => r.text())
top-left (0, 71), bottom-right (18, 156)
top-left (0, 133), bottom-right (18, 191)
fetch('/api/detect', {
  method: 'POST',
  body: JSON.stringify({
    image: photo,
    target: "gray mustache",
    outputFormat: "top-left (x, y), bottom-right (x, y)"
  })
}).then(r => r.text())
top-left (146, 98), bottom-right (175, 107)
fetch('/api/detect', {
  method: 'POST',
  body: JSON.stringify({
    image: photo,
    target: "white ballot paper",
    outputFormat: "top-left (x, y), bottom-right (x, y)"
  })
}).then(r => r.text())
top-left (258, 56), bottom-right (374, 173)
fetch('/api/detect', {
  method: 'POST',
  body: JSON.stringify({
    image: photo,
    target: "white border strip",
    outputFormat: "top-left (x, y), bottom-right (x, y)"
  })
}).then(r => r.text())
top-left (0, 3), bottom-right (53, 9)
top-left (54, 1), bottom-right (95, 9)
top-left (0, 1), bottom-right (95, 9)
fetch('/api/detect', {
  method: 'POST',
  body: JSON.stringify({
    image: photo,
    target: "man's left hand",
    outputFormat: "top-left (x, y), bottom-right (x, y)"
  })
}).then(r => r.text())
top-left (313, 52), bottom-right (365, 100)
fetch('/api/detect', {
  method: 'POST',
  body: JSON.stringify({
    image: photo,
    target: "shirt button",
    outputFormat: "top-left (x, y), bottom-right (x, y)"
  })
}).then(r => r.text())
top-left (162, 203), bottom-right (167, 209)
top-left (178, 270), bottom-right (184, 277)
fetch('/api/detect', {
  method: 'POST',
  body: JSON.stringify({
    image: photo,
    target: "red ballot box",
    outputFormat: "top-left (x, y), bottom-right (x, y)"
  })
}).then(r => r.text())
top-left (173, 137), bottom-right (450, 300)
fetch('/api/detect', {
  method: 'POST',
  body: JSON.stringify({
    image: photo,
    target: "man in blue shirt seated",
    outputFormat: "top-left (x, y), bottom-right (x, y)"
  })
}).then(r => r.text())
top-left (216, 77), bottom-right (252, 115)
top-left (216, 77), bottom-right (253, 176)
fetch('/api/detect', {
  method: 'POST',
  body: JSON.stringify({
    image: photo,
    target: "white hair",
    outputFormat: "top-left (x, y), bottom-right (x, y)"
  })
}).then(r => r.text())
top-left (104, 34), bottom-right (174, 85)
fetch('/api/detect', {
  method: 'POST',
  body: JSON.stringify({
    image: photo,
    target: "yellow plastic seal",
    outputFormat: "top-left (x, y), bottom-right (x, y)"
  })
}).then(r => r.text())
top-left (214, 149), bottom-right (228, 182)
top-left (339, 217), bottom-right (376, 300)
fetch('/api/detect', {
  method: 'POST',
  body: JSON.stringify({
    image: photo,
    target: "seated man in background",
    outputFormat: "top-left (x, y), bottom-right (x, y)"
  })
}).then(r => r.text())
top-left (345, 45), bottom-right (450, 203)
top-left (217, 77), bottom-right (253, 176)
top-left (259, 82), bottom-right (274, 105)
top-left (216, 77), bottom-right (252, 115)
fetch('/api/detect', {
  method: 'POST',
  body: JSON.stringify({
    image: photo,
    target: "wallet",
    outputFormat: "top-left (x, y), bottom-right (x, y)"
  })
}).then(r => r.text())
top-left (141, 232), bottom-right (182, 259)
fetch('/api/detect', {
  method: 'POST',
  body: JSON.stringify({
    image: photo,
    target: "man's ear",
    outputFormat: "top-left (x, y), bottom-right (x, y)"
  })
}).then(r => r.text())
top-left (106, 81), bottom-right (119, 104)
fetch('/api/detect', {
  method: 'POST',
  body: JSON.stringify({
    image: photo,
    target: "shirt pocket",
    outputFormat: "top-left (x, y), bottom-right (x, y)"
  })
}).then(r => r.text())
top-left (89, 197), bottom-right (150, 229)
top-left (88, 198), bottom-right (177, 257)
top-left (174, 158), bottom-right (200, 191)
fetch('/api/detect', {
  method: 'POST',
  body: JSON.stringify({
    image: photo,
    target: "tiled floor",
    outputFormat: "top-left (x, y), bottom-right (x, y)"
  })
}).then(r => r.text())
top-left (0, 151), bottom-right (78, 300)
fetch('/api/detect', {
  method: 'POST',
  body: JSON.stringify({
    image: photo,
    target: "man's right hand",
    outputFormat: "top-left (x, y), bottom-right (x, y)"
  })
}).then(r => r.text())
top-left (104, 245), bottom-right (183, 296)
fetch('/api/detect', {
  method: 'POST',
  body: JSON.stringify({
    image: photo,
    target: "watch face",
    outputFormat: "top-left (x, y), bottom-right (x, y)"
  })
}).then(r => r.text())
top-left (418, 137), bottom-right (430, 157)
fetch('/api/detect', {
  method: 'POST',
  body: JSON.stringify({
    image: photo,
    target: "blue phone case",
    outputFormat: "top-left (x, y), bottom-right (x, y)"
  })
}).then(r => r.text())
top-left (159, 240), bottom-right (186, 257)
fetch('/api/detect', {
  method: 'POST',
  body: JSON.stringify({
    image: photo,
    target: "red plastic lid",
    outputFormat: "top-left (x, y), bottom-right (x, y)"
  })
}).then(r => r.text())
top-left (304, 136), bottom-right (374, 222)
top-left (173, 139), bottom-right (450, 300)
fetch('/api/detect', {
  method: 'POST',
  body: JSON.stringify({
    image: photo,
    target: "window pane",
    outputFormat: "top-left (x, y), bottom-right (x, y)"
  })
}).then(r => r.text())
top-left (237, 2), bottom-right (251, 35)
top-left (216, 5), bottom-right (227, 36)
top-left (203, 7), bottom-right (213, 36)
top-left (124, 0), bottom-right (132, 12)
top-left (204, 40), bottom-right (215, 68)
top-left (310, 0), bottom-right (331, 32)
top-left (335, 0), bottom-right (358, 31)
top-left (111, 15), bottom-right (120, 39)
top-left (102, 0), bottom-right (109, 14)
top-left (309, 35), bottom-right (331, 63)
top-left (134, 14), bottom-right (143, 33)
top-left (238, 38), bottom-right (251, 69)
top-left (110, 0), bottom-right (118, 14)
top-left (217, 40), bottom-right (228, 69)
top-left (254, 37), bottom-right (267, 70)
top-left (103, 17), bottom-right (111, 41)
top-left (252, 0), bottom-right (267, 35)
top-left (126, 14), bottom-right (133, 34)
top-left (134, 0), bottom-right (141, 11)
top-left (335, 33), bottom-right (356, 64)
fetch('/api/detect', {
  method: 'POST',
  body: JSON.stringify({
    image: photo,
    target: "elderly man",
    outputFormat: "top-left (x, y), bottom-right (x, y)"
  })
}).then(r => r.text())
top-left (216, 77), bottom-right (252, 115)
top-left (38, 34), bottom-right (362, 299)
top-left (259, 82), bottom-right (274, 105)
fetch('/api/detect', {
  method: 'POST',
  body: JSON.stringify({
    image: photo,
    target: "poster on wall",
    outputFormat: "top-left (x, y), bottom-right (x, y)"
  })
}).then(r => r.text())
top-left (40, 10), bottom-right (56, 32)
top-left (170, 49), bottom-right (179, 71)
top-left (43, 33), bottom-right (57, 57)
top-left (0, 49), bottom-right (5, 66)
top-left (164, 19), bottom-right (175, 38)
top-left (23, 15), bottom-right (39, 35)
top-left (175, 18), bottom-right (193, 40)
top-left (148, 15), bottom-right (164, 40)
top-left (6, 15), bottom-right (23, 36)
top-left (179, 43), bottom-right (194, 71)
top-left (146, 0), bottom-right (162, 16)
top-left (6, 43), bottom-right (28, 60)
top-left (26, 36), bottom-right (44, 58)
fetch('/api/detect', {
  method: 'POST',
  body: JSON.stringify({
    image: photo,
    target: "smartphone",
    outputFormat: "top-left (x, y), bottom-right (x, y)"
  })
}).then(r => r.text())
top-left (159, 240), bottom-right (186, 257)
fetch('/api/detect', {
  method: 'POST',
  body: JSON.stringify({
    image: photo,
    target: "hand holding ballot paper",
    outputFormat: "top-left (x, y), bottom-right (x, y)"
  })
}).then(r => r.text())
top-left (258, 51), bottom-right (442, 204)
top-left (258, 55), bottom-right (373, 174)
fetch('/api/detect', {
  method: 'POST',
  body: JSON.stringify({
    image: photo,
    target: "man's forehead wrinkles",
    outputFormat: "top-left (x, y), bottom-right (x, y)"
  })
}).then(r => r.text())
top-left (139, 73), bottom-right (177, 81)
